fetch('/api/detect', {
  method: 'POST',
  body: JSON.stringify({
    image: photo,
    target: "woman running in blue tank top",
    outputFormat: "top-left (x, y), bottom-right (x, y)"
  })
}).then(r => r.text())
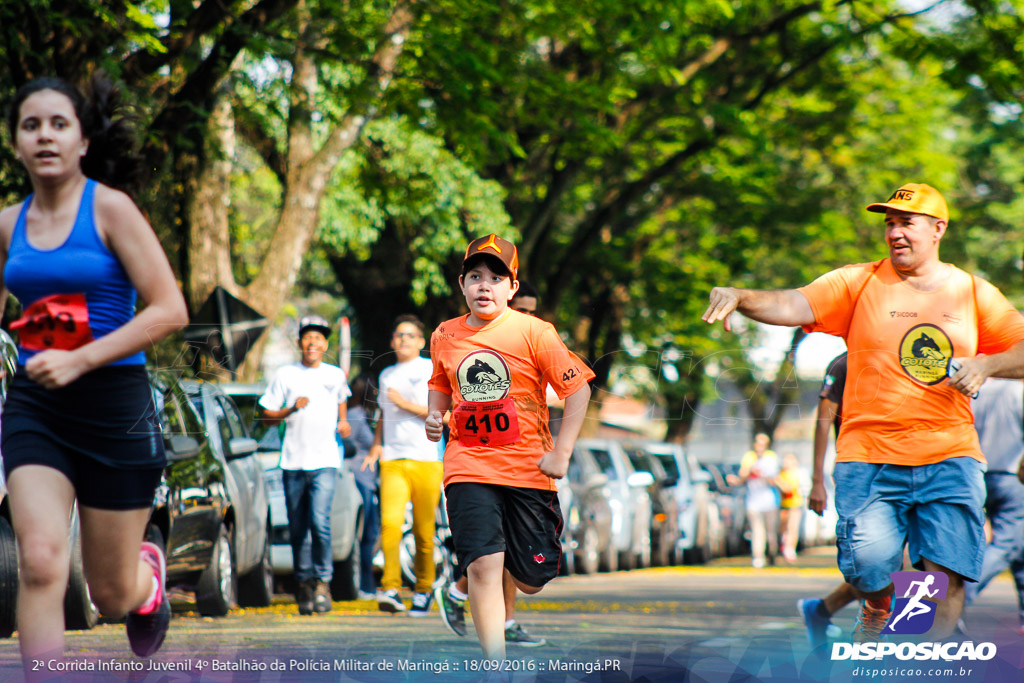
top-left (0, 74), bottom-right (188, 672)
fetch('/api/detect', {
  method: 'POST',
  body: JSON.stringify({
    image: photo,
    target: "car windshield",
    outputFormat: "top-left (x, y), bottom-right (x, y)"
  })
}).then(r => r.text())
top-left (226, 392), bottom-right (281, 450)
top-left (588, 448), bottom-right (619, 480)
top-left (654, 453), bottom-right (680, 479)
top-left (622, 448), bottom-right (649, 473)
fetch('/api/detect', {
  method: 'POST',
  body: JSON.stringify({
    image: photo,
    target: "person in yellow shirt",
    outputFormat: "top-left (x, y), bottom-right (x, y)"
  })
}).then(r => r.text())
top-left (777, 453), bottom-right (807, 563)
top-left (704, 183), bottom-right (1024, 641)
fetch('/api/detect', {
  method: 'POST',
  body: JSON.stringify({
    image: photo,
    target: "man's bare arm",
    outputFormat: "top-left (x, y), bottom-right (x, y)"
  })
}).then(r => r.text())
top-left (703, 287), bottom-right (816, 332)
top-left (950, 340), bottom-right (1024, 396)
top-left (809, 397), bottom-right (838, 516)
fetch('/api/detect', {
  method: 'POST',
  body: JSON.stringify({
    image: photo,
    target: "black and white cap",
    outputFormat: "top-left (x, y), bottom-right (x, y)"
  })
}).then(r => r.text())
top-left (298, 314), bottom-right (331, 338)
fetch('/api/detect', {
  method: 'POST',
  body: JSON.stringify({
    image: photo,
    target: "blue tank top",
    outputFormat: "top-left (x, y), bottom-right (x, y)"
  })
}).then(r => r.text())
top-left (5, 179), bottom-right (145, 366)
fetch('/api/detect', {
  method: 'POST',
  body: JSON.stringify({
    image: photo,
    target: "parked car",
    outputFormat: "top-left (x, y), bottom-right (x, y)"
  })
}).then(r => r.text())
top-left (557, 447), bottom-right (613, 575)
top-left (154, 377), bottom-right (275, 614)
top-left (700, 461), bottom-right (749, 557)
top-left (219, 383), bottom-right (364, 600)
top-left (636, 442), bottom-right (721, 564)
top-left (574, 439), bottom-right (653, 571)
top-left (0, 372), bottom-right (275, 638)
top-left (620, 443), bottom-right (681, 566)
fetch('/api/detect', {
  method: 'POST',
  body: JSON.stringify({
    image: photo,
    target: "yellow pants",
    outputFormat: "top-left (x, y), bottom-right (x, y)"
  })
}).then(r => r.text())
top-left (379, 459), bottom-right (444, 593)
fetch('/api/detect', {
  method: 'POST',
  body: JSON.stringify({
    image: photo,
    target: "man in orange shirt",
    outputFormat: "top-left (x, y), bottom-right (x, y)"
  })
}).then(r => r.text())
top-left (703, 183), bottom-right (1024, 641)
top-left (425, 234), bottom-right (592, 659)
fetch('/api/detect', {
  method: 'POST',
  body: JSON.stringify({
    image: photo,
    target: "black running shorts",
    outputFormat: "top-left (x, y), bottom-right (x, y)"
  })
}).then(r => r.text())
top-left (445, 481), bottom-right (563, 589)
top-left (2, 366), bottom-right (165, 510)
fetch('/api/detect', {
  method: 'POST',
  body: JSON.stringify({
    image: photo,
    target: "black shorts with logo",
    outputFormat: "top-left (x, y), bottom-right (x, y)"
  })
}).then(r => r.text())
top-left (2, 365), bottom-right (165, 510)
top-left (445, 481), bottom-right (563, 589)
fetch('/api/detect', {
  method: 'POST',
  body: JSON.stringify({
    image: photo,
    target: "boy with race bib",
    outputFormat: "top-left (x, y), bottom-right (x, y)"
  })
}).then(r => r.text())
top-left (425, 234), bottom-right (592, 660)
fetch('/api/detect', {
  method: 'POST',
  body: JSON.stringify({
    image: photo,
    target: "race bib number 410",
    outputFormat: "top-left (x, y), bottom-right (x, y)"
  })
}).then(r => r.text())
top-left (453, 397), bottom-right (521, 447)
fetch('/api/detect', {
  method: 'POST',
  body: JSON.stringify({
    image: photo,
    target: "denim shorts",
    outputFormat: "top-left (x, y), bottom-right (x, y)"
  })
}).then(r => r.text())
top-left (833, 456), bottom-right (985, 593)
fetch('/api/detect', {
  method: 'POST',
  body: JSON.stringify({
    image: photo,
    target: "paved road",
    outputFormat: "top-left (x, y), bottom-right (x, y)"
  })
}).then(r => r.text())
top-left (1, 548), bottom-right (1022, 682)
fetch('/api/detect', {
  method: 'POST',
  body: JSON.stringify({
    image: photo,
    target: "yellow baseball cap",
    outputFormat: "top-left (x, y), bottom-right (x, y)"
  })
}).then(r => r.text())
top-left (866, 183), bottom-right (948, 221)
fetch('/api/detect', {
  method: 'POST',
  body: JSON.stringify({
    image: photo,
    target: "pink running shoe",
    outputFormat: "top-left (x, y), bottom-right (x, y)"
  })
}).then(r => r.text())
top-left (126, 541), bottom-right (170, 657)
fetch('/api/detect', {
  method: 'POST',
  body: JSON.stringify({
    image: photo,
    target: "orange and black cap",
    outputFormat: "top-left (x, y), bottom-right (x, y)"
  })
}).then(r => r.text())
top-left (462, 234), bottom-right (519, 279)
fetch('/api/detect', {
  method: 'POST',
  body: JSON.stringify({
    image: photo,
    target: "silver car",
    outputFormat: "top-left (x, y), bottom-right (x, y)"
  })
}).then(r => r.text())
top-left (632, 441), bottom-right (722, 564)
top-left (574, 439), bottom-right (653, 571)
top-left (219, 383), bottom-right (364, 600)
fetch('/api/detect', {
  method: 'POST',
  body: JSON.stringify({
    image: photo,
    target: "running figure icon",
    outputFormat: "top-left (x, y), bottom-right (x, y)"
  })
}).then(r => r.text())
top-left (887, 575), bottom-right (939, 631)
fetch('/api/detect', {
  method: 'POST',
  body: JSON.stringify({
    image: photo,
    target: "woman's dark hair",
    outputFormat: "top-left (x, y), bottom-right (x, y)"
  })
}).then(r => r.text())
top-left (7, 72), bottom-right (142, 196)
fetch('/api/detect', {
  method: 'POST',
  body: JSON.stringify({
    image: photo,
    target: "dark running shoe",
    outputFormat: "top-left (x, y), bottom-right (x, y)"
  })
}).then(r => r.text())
top-left (409, 591), bottom-right (433, 618)
top-left (126, 542), bottom-right (170, 657)
top-left (505, 622), bottom-right (545, 647)
top-left (377, 589), bottom-right (406, 613)
top-left (435, 582), bottom-right (466, 637)
top-left (313, 579), bottom-right (332, 613)
top-left (297, 580), bottom-right (315, 615)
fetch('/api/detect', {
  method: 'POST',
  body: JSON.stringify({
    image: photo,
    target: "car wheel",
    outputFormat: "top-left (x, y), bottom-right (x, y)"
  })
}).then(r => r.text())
top-left (575, 525), bottom-right (599, 575)
top-left (196, 525), bottom-right (235, 616)
top-left (0, 516), bottom-right (18, 638)
top-left (237, 521), bottom-right (273, 608)
top-left (599, 538), bottom-right (618, 573)
top-left (331, 513), bottom-right (363, 601)
top-left (64, 510), bottom-right (99, 630)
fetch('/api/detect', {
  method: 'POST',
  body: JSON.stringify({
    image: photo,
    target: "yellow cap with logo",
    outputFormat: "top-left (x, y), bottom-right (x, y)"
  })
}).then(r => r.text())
top-left (866, 183), bottom-right (948, 222)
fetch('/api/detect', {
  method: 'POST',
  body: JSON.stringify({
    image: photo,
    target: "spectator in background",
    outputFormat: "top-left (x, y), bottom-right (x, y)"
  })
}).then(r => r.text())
top-left (345, 375), bottom-right (380, 601)
top-left (363, 314), bottom-right (442, 616)
top-left (260, 315), bottom-right (351, 615)
top-left (511, 280), bottom-right (539, 315)
top-left (777, 452), bottom-right (807, 563)
top-left (733, 433), bottom-right (780, 568)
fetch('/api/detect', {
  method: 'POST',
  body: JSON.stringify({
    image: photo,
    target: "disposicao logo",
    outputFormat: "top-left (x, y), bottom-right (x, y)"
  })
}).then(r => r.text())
top-left (831, 572), bottom-right (997, 662)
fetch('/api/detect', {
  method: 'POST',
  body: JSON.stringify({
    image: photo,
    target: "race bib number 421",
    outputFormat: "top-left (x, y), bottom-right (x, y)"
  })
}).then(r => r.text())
top-left (453, 397), bottom-right (521, 447)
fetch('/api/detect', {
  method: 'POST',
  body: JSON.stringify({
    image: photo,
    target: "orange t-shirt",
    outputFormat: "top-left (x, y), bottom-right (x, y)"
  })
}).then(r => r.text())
top-left (798, 259), bottom-right (1024, 466)
top-left (429, 309), bottom-right (594, 490)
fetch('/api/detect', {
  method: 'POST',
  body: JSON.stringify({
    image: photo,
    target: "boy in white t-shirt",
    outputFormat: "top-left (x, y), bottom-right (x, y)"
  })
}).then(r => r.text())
top-left (259, 315), bottom-right (351, 615)
top-left (363, 314), bottom-right (443, 615)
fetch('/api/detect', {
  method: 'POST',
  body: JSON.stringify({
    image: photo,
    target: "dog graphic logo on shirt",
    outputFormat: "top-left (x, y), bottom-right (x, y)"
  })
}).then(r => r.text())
top-left (898, 323), bottom-right (953, 385)
top-left (456, 350), bottom-right (512, 402)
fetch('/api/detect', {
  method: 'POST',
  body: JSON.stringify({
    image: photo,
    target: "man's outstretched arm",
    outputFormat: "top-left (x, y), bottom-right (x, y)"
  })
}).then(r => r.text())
top-left (703, 287), bottom-right (816, 332)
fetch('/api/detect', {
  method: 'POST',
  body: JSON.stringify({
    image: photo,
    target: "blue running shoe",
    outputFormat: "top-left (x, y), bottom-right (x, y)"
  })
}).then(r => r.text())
top-left (798, 598), bottom-right (832, 650)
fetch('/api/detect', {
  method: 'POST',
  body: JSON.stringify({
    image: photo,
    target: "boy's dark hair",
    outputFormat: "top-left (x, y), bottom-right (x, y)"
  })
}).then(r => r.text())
top-left (8, 73), bottom-right (142, 197)
top-left (513, 280), bottom-right (538, 300)
top-left (393, 313), bottom-right (425, 336)
top-left (461, 253), bottom-right (512, 279)
top-left (347, 374), bottom-right (377, 409)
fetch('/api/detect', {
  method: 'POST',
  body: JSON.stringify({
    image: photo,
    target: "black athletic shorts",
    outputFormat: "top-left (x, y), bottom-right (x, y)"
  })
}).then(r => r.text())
top-left (2, 365), bottom-right (165, 510)
top-left (445, 482), bottom-right (563, 589)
